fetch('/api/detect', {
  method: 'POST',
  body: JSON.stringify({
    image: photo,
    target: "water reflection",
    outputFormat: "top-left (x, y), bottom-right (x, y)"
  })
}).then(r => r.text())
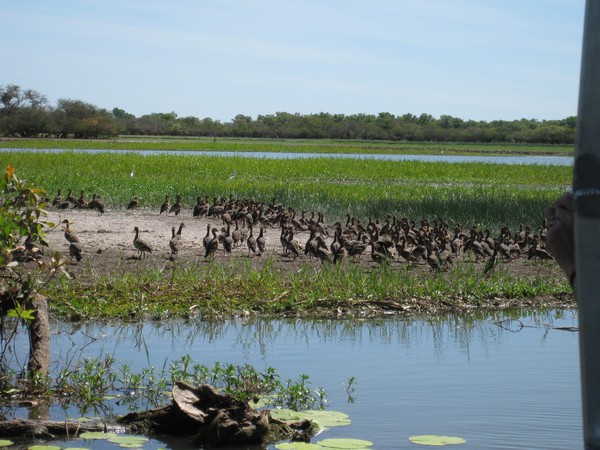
top-left (51, 309), bottom-right (576, 365)
top-left (9, 309), bottom-right (581, 449)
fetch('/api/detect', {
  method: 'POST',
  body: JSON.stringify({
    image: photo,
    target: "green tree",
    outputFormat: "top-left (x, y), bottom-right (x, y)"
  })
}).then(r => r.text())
top-left (53, 99), bottom-right (117, 138)
top-left (0, 166), bottom-right (66, 385)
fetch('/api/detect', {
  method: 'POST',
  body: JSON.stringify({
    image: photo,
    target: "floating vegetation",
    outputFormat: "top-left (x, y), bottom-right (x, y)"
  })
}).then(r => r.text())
top-left (271, 409), bottom-right (351, 429)
top-left (28, 446), bottom-right (62, 450)
top-left (275, 438), bottom-right (374, 450)
top-left (0, 441), bottom-right (12, 448)
top-left (317, 438), bottom-right (374, 449)
top-left (106, 435), bottom-right (149, 448)
top-left (276, 443), bottom-right (324, 450)
top-left (409, 435), bottom-right (467, 446)
top-left (79, 432), bottom-right (120, 440)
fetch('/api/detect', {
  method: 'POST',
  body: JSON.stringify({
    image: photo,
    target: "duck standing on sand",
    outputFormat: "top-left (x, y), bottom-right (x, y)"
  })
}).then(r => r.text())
top-left (133, 226), bottom-right (153, 259)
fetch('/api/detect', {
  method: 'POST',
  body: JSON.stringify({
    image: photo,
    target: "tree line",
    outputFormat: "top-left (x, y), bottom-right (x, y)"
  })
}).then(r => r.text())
top-left (0, 84), bottom-right (576, 143)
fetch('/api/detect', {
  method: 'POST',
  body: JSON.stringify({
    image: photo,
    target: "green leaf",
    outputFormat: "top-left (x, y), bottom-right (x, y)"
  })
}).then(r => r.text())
top-left (79, 431), bottom-right (119, 440)
top-left (275, 443), bottom-right (323, 450)
top-left (270, 408), bottom-right (305, 422)
top-left (408, 435), bottom-right (467, 446)
top-left (107, 435), bottom-right (149, 448)
top-left (0, 440), bottom-right (13, 448)
top-left (28, 446), bottom-right (62, 450)
top-left (301, 410), bottom-right (351, 427)
top-left (317, 438), bottom-right (374, 449)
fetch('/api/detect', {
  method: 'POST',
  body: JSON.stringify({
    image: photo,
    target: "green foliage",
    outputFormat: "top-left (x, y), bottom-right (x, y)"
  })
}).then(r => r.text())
top-left (0, 84), bottom-right (577, 143)
top-left (0, 165), bottom-right (67, 384)
top-left (0, 164), bottom-right (57, 314)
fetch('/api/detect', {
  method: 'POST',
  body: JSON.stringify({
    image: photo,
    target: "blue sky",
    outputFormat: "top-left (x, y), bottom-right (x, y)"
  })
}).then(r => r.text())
top-left (2, 1), bottom-right (584, 122)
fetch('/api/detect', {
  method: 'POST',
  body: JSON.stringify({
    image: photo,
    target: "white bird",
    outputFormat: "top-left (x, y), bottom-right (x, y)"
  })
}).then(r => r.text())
top-left (228, 171), bottom-right (237, 182)
top-left (130, 165), bottom-right (135, 177)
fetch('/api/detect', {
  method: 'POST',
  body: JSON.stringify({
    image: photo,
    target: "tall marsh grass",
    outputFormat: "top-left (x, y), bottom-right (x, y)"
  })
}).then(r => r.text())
top-left (0, 151), bottom-right (571, 229)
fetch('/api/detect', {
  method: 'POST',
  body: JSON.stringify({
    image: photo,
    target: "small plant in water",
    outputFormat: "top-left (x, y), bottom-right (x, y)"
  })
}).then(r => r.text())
top-left (4, 354), bottom-right (328, 417)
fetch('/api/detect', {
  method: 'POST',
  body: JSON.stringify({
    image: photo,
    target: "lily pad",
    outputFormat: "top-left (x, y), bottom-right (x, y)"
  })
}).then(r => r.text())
top-left (275, 443), bottom-right (323, 450)
top-left (79, 431), bottom-right (119, 440)
top-left (317, 438), bottom-right (373, 449)
top-left (107, 435), bottom-right (149, 448)
top-left (301, 410), bottom-right (351, 427)
top-left (0, 441), bottom-right (12, 448)
top-left (29, 446), bottom-right (62, 450)
top-left (270, 408), bottom-right (306, 422)
top-left (409, 435), bottom-right (466, 446)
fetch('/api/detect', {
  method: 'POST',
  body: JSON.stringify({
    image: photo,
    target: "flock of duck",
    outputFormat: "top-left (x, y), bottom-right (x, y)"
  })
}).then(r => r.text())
top-left (53, 189), bottom-right (554, 274)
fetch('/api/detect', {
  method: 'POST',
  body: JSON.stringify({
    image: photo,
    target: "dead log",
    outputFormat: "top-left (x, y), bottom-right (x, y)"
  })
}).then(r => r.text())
top-left (0, 418), bottom-right (126, 439)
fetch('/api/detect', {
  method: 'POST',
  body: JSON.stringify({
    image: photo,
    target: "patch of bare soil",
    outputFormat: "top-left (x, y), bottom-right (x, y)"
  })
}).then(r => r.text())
top-left (43, 207), bottom-right (574, 312)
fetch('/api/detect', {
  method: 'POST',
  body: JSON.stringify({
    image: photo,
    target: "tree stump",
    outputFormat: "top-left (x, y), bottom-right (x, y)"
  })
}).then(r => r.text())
top-left (118, 381), bottom-right (315, 446)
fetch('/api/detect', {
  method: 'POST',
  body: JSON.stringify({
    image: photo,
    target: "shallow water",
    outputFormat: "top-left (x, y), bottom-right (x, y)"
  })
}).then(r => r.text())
top-left (0, 147), bottom-right (573, 165)
top-left (8, 309), bottom-right (582, 449)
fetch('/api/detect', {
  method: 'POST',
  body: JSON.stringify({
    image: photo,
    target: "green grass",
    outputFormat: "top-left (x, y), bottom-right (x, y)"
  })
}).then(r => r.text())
top-left (48, 258), bottom-right (570, 321)
top-left (0, 150), bottom-right (572, 230)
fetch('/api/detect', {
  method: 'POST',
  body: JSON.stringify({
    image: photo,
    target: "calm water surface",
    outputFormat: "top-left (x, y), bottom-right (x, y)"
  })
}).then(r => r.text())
top-left (10, 309), bottom-right (581, 449)
top-left (0, 147), bottom-right (573, 165)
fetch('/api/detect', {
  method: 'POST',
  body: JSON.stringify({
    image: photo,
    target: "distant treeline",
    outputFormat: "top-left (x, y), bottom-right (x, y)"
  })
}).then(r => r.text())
top-left (0, 84), bottom-right (576, 143)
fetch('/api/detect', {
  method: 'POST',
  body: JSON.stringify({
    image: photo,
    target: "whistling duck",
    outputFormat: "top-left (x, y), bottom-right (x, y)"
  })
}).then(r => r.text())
top-left (204, 227), bottom-right (219, 259)
top-left (330, 229), bottom-right (346, 264)
top-left (133, 226), bottom-right (153, 259)
top-left (483, 241), bottom-right (500, 275)
top-left (169, 223), bottom-right (185, 258)
top-left (315, 235), bottom-right (332, 264)
top-left (56, 189), bottom-right (75, 209)
top-left (169, 194), bottom-right (183, 216)
top-left (282, 228), bottom-right (300, 260)
top-left (231, 220), bottom-right (243, 248)
top-left (193, 196), bottom-right (207, 218)
top-left (127, 197), bottom-right (139, 210)
top-left (69, 242), bottom-right (82, 263)
top-left (75, 190), bottom-right (88, 208)
top-left (220, 223), bottom-right (234, 254)
top-left (62, 220), bottom-right (79, 244)
top-left (88, 194), bottom-right (105, 215)
top-left (437, 238), bottom-right (453, 270)
top-left (528, 239), bottom-right (553, 261)
top-left (256, 227), bottom-right (266, 255)
top-left (52, 189), bottom-right (62, 208)
top-left (160, 195), bottom-right (170, 215)
top-left (246, 225), bottom-right (258, 257)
